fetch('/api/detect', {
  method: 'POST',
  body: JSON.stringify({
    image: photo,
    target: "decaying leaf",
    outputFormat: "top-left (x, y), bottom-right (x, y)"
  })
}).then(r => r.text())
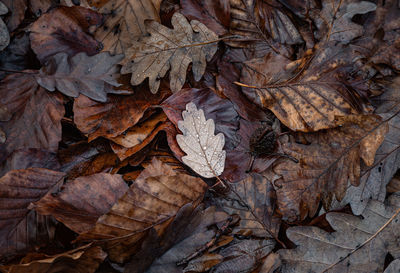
top-left (121, 12), bottom-right (218, 93)
top-left (76, 158), bottom-right (208, 262)
top-left (278, 192), bottom-right (400, 273)
top-left (215, 173), bottom-right (281, 238)
top-left (1, 0), bottom-right (26, 32)
top-left (229, 0), bottom-right (302, 47)
top-left (240, 45), bottom-right (370, 132)
top-left (29, 6), bottom-right (103, 63)
top-left (35, 52), bottom-right (128, 102)
top-left (94, 0), bottom-right (162, 55)
top-left (0, 1), bottom-right (10, 51)
top-left (273, 115), bottom-right (388, 220)
top-left (1, 244), bottom-right (106, 273)
top-left (310, 0), bottom-right (377, 43)
top-left (0, 73), bottom-right (64, 164)
top-left (0, 168), bottom-right (65, 259)
top-left (385, 259), bottom-right (400, 273)
top-left (31, 173), bottom-right (128, 234)
top-left (176, 102), bottom-right (226, 179)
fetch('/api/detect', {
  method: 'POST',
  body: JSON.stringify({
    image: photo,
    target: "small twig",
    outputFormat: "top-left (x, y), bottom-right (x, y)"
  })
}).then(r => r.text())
top-left (320, 207), bottom-right (400, 273)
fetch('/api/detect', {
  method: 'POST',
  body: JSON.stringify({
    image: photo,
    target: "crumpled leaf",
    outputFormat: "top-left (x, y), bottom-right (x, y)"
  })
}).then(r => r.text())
top-left (36, 52), bottom-right (127, 102)
top-left (29, 6), bottom-right (103, 63)
top-left (0, 73), bottom-right (64, 164)
top-left (273, 115), bottom-right (388, 220)
top-left (0, 168), bottom-right (65, 260)
top-left (310, 0), bottom-right (377, 43)
top-left (215, 173), bottom-right (281, 238)
top-left (31, 173), bottom-right (128, 234)
top-left (121, 12), bottom-right (218, 93)
top-left (76, 158), bottom-right (208, 262)
top-left (94, 0), bottom-right (162, 55)
top-left (240, 45), bottom-right (370, 132)
top-left (0, 1), bottom-right (10, 51)
top-left (176, 102), bottom-right (226, 178)
top-left (2, 244), bottom-right (106, 273)
top-left (278, 192), bottom-right (400, 273)
top-left (73, 86), bottom-right (169, 141)
top-left (228, 0), bottom-right (302, 47)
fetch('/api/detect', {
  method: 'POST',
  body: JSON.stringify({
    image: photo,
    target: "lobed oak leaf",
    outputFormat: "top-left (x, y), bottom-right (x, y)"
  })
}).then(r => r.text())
top-left (176, 102), bottom-right (226, 179)
top-left (121, 12), bottom-right (218, 93)
top-left (36, 52), bottom-right (128, 102)
top-left (278, 192), bottom-right (400, 272)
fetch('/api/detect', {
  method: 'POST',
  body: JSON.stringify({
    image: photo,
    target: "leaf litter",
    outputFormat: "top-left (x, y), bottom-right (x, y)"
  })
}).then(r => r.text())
top-left (0, 0), bottom-right (399, 272)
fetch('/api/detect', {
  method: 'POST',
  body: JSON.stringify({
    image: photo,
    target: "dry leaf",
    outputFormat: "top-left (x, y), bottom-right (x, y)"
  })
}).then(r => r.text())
top-left (1, 0), bottom-right (26, 32)
top-left (36, 52), bottom-right (127, 102)
top-left (215, 173), bottom-right (281, 238)
top-left (0, 1), bottom-right (9, 51)
top-left (384, 259), bottom-right (400, 273)
top-left (310, 0), bottom-right (377, 43)
top-left (240, 45), bottom-right (369, 132)
top-left (0, 168), bottom-right (65, 260)
top-left (176, 102), bottom-right (226, 178)
top-left (229, 0), bottom-right (302, 47)
top-left (121, 12), bottom-right (218, 93)
top-left (0, 73), bottom-right (64, 164)
top-left (273, 115), bottom-right (388, 220)
top-left (29, 6), bottom-right (103, 63)
top-left (2, 244), bottom-right (106, 273)
top-left (278, 192), bottom-right (400, 272)
top-left (76, 158), bottom-right (208, 262)
top-left (94, 0), bottom-right (162, 55)
top-left (31, 173), bottom-right (128, 234)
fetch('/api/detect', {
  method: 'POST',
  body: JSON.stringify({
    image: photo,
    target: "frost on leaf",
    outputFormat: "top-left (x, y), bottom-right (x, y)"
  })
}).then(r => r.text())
top-left (176, 102), bottom-right (226, 178)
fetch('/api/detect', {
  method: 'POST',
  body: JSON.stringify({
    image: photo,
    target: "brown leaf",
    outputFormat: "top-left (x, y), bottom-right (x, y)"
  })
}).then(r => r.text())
top-left (180, 0), bottom-right (230, 36)
top-left (0, 2), bottom-right (9, 51)
top-left (0, 168), bottom-right (65, 259)
top-left (310, 0), bottom-right (376, 43)
top-left (0, 73), bottom-right (64, 164)
top-left (240, 45), bottom-right (370, 132)
top-left (228, 0), bottom-right (302, 47)
top-left (110, 120), bottom-right (171, 161)
top-left (29, 6), bottom-right (103, 63)
top-left (2, 244), bottom-right (106, 273)
top-left (36, 52), bottom-right (128, 102)
top-left (109, 111), bottom-right (167, 148)
top-left (1, 0), bottom-right (26, 32)
top-left (31, 173), bottom-right (128, 234)
top-left (73, 87), bottom-right (169, 141)
top-left (278, 192), bottom-right (400, 273)
top-left (121, 12), bottom-right (218, 93)
top-left (94, 0), bottom-right (162, 55)
top-left (273, 115), bottom-right (388, 220)
top-left (215, 173), bottom-right (281, 238)
top-left (0, 148), bottom-right (59, 178)
top-left (76, 158), bottom-right (208, 262)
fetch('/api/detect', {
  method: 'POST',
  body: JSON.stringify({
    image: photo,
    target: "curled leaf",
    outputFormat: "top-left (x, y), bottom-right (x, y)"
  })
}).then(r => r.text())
top-left (176, 102), bottom-right (226, 178)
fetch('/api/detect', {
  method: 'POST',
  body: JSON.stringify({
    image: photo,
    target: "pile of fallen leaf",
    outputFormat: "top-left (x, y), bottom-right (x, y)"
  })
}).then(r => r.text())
top-left (0, 0), bottom-right (399, 272)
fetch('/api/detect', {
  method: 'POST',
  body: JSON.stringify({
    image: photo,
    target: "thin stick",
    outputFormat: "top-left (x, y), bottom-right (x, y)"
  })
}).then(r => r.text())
top-left (320, 207), bottom-right (400, 273)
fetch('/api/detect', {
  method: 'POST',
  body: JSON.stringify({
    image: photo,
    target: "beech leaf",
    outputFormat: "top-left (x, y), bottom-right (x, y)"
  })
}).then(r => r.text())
top-left (121, 12), bottom-right (218, 93)
top-left (176, 102), bottom-right (226, 179)
top-left (35, 52), bottom-right (128, 102)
